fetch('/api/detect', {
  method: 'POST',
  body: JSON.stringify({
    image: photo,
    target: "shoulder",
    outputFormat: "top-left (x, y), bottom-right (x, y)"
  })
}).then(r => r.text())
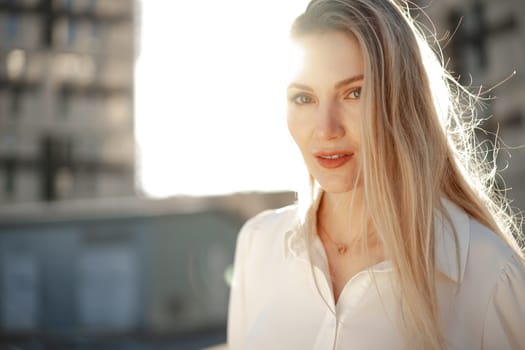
top-left (439, 208), bottom-right (525, 348)
top-left (466, 218), bottom-right (518, 280)
top-left (241, 204), bottom-right (298, 235)
top-left (458, 214), bottom-right (525, 316)
top-left (438, 199), bottom-right (519, 284)
top-left (467, 221), bottom-right (525, 348)
top-left (235, 204), bottom-right (299, 255)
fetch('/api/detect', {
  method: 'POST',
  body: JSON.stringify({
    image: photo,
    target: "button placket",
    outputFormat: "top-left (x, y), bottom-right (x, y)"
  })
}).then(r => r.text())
top-left (313, 309), bottom-right (338, 350)
top-left (336, 272), bottom-right (373, 316)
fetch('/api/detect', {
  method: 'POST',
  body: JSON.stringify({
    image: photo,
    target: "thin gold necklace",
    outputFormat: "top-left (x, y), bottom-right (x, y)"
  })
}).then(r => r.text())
top-left (318, 225), bottom-right (349, 255)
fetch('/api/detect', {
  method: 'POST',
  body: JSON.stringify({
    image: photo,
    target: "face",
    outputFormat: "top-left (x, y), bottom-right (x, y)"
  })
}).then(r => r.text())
top-left (287, 31), bottom-right (365, 193)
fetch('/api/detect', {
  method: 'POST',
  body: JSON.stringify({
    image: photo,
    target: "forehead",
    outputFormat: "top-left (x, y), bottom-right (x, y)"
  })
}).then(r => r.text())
top-left (291, 31), bottom-right (364, 85)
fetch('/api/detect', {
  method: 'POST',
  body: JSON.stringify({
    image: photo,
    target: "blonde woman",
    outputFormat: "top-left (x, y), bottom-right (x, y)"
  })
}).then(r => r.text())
top-left (227, 0), bottom-right (525, 349)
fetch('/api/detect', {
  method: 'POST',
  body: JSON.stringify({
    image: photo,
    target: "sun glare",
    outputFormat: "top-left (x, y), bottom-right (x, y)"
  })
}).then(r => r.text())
top-left (135, 1), bottom-right (308, 197)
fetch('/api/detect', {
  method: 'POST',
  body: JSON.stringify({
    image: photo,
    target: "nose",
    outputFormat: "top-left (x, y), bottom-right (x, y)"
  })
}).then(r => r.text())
top-left (315, 101), bottom-right (345, 140)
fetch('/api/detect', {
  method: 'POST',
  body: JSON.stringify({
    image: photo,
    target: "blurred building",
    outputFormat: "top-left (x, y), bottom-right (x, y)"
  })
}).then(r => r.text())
top-left (0, 0), bottom-right (135, 204)
top-left (420, 0), bottom-right (525, 212)
top-left (0, 191), bottom-right (294, 349)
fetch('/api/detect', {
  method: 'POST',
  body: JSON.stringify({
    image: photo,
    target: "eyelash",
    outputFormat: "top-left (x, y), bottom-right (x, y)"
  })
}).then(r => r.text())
top-left (345, 87), bottom-right (362, 100)
top-left (289, 94), bottom-right (314, 105)
top-left (289, 87), bottom-right (362, 106)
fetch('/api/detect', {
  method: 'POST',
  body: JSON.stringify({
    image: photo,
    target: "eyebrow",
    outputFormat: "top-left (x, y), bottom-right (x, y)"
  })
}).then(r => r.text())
top-left (287, 74), bottom-right (364, 91)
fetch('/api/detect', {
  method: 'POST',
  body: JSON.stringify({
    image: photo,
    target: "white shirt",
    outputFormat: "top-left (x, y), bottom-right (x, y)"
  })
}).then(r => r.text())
top-left (227, 198), bottom-right (525, 349)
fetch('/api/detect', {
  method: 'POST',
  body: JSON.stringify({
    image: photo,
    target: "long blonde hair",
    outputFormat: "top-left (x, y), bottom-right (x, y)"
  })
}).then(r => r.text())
top-left (291, 0), bottom-right (524, 349)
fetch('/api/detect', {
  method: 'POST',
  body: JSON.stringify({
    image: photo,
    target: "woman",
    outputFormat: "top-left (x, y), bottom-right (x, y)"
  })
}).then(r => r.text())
top-left (228, 0), bottom-right (525, 349)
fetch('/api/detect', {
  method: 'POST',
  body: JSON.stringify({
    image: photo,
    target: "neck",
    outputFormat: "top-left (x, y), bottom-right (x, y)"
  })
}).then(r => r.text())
top-left (317, 188), bottom-right (369, 244)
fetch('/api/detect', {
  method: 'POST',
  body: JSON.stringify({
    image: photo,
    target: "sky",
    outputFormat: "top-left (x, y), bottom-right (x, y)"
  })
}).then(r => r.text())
top-left (135, 1), bottom-right (308, 197)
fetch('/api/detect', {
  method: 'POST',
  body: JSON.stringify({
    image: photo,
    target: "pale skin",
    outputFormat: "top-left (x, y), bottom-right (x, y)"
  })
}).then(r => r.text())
top-left (287, 31), bottom-right (385, 303)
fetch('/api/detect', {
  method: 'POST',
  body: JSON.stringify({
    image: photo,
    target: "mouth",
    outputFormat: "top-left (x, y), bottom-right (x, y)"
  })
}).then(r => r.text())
top-left (314, 151), bottom-right (353, 169)
top-left (318, 154), bottom-right (347, 159)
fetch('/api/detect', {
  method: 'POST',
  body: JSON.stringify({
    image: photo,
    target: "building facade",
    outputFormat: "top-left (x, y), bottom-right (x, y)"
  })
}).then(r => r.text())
top-left (0, 0), bottom-right (135, 204)
top-left (421, 0), bottom-right (525, 212)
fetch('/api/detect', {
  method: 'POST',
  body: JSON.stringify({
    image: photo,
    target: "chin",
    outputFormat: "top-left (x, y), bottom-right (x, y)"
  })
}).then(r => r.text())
top-left (320, 186), bottom-right (354, 194)
top-left (317, 178), bottom-right (358, 194)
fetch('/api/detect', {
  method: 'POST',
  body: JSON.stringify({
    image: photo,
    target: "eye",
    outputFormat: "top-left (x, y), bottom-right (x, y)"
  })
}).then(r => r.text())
top-left (345, 87), bottom-right (362, 100)
top-left (290, 93), bottom-right (314, 105)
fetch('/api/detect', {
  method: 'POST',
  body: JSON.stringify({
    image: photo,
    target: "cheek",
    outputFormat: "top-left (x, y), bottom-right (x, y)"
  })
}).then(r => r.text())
top-left (286, 110), bottom-right (303, 145)
top-left (341, 106), bottom-right (362, 144)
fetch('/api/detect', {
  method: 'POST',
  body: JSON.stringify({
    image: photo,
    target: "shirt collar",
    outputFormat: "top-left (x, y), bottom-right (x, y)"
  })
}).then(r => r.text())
top-left (284, 189), bottom-right (323, 263)
top-left (284, 193), bottom-right (470, 283)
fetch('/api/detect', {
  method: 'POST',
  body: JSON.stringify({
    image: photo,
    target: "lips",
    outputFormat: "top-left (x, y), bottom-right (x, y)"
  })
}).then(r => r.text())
top-left (314, 151), bottom-right (353, 169)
